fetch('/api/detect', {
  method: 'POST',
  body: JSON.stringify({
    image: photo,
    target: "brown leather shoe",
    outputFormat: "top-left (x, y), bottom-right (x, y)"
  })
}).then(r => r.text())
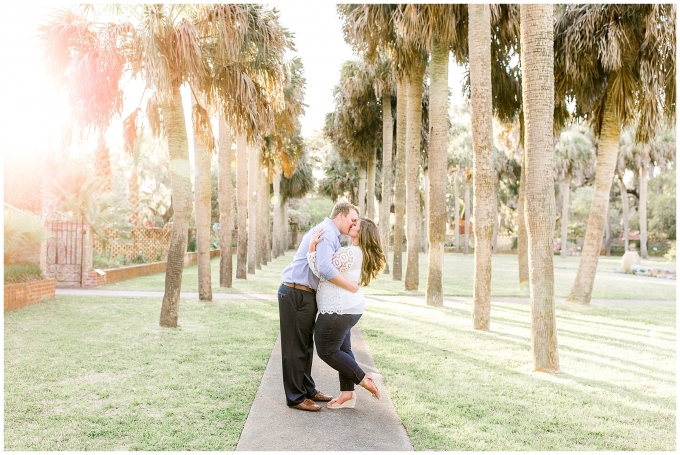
top-left (290, 399), bottom-right (321, 412)
top-left (310, 391), bottom-right (333, 402)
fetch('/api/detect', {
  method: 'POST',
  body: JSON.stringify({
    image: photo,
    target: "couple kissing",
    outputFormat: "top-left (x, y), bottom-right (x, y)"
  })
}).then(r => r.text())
top-left (277, 202), bottom-right (386, 411)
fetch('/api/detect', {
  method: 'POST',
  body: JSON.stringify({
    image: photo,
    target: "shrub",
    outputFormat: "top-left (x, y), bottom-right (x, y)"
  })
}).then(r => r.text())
top-left (131, 253), bottom-right (147, 264)
top-left (665, 241), bottom-right (676, 260)
top-left (4, 209), bottom-right (51, 265)
top-left (4, 264), bottom-right (44, 285)
top-left (92, 251), bottom-right (138, 269)
top-left (187, 237), bottom-right (197, 252)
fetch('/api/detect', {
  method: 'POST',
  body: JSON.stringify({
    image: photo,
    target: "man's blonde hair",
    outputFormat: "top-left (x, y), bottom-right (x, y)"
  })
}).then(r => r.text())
top-left (330, 202), bottom-right (360, 219)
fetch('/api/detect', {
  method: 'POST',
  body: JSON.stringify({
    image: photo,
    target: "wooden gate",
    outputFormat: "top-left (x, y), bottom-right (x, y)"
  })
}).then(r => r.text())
top-left (43, 221), bottom-right (90, 287)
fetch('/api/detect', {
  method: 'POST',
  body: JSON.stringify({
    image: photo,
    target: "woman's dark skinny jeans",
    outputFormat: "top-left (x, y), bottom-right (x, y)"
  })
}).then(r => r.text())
top-left (314, 312), bottom-right (365, 391)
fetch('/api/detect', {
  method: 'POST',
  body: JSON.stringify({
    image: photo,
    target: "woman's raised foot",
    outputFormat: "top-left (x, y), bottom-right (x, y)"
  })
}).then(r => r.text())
top-left (359, 373), bottom-right (380, 400)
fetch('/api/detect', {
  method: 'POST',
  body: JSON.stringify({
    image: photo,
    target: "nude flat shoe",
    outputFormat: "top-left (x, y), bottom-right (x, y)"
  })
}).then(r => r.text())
top-left (327, 391), bottom-right (356, 409)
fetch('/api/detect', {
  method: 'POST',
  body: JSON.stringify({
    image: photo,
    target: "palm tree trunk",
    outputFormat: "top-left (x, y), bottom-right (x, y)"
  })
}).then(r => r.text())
top-left (254, 161), bottom-right (263, 270)
top-left (283, 201), bottom-right (289, 252)
top-left (464, 170), bottom-right (471, 255)
top-left (358, 164), bottom-right (367, 217)
top-left (426, 38), bottom-right (450, 306)
top-left (492, 179), bottom-right (499, 254)
top-left (605, 205), bottom-right (612, 256)
top-left (247, 143), bottom-right (259, 274)
top-left (405, 60), bottom-right (425, 291)
top-left (469, 3), bottom-right (494, 329)
top-left (454, 168), bottom-right (460, 251)
top-left (517, 135), bottom-right (529, 293)
top-left (639, 164), bottom-right (648, 259)
top-left (366, 146), bottom-right (377, 219)
top-left (236, 132), bottom-right (248, 279)
top-left (217, 115), bottom-right (233, 288)
top-left (423, 166), bottom-right (429, 254)
top-left (393, 78), bottom-right (407, 280)
top-left (520, 3), bottom-right (558, 372)
top-left (560, 176), bottom-right (570, 258)
top-left (567, 86), bottom-right (620, 305)
top-left (192, 95), bottom-right (213, 301)
top-left (160, 86), bottom-right (193, 328)
top-left (260, 168), bottom-right (270, 265)
top-left (380, 91), bottom-right (394, 275)
top-left (618, 176), bottom-right (630, 251)
top-left (272, 165), bottom-right (282, 258)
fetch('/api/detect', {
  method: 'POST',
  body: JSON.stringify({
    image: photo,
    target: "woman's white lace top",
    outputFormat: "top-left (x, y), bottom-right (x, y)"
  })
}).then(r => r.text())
top-left (307, 246), bottom-right (365, 314)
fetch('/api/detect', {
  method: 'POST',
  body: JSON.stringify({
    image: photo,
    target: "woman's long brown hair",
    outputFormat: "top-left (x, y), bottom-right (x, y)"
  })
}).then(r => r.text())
top-left (357, 217), bottom-right (387, 286)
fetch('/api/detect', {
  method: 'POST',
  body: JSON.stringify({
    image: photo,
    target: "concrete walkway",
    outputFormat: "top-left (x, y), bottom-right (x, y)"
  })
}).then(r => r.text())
top-left (235, 328), bottom-right (413, 451)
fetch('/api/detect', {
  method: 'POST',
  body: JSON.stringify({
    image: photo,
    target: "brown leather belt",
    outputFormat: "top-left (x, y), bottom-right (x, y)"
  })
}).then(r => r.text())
top-left (282, 282), bottom-right (315, 294)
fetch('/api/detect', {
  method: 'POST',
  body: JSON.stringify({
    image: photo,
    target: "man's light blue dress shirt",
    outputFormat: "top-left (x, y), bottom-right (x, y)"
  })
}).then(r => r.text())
top-left (281, 217), bottom-right (341, 290)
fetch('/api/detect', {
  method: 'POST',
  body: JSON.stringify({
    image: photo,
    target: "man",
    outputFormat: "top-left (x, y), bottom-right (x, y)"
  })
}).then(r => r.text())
top-left (278, 202), bottom-right (360, 411)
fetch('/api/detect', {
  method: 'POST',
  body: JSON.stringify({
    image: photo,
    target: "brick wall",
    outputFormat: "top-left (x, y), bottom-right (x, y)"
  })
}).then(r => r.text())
top-left (4, 278), bottom-right (56, 311)
top-left (96, 250), bottom-right (221, 286)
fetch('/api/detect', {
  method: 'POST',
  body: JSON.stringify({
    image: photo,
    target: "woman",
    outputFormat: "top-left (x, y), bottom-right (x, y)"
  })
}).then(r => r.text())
top-left (307, 217), bottom-right (387, 409)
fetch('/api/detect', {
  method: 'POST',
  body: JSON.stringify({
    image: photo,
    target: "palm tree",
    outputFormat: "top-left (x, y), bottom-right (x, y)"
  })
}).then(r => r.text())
top-left (371, 52), bottom-right (395, 273)
top-left (520, 3), bottom-right (559, 372)
top-left (419, 5), bottom-right (467, 304)
top-left (463, 6), bottom-right (524, 293)
top-left (393, 79), bottom-right (407, 281)
top-left (247, 142), bottom-right (260, 274)
top-left (555, 4), bottom-right (676, 305)
top-left (196, 5), bottom-right (293, 281)
top-left (40, 7), bottom-right (124, 200)
top-left (280, 154), bottom-right (315, 241)
top-left (317, 147), bottom-right (359, 203)
top-left (469, 4), bottom-right (494, 329)
top-left (337, 4), bottom-right (407, 282)
top-left (191, 94), bottom-right (214, 300)
top-left (235, 133), bottom-right (248, 279)
top-left (553, 126), bottom-right (596, 258)
top-left (391, 12), bottom-right (427, 290)
top-left (620, 124), bottom-right (676, 258)
top-left (79, 4), bottom-right (201, 327)
top-left (448, 112), bottom-right (474, 255)
top-left (324, 59), bottom-right (382, 215)
top-left (43, 5), bottom-right (293, 326)
top-left (263, 57), bottom-right (306, 259)
top-left (217, 116), bottom-right (233, 288)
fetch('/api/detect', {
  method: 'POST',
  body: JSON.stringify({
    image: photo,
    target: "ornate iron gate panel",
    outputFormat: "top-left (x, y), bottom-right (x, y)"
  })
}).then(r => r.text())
top-left (44, 221), bottom-right (86, 287)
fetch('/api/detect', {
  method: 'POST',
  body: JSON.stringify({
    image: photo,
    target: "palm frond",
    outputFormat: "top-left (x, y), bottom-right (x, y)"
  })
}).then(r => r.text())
top-left (192, 100), bottom-right (216, 153)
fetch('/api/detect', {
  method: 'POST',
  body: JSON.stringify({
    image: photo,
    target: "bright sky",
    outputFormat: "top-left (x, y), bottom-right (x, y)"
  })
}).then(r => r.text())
top-left (1, 2), bottom-right (468, 169)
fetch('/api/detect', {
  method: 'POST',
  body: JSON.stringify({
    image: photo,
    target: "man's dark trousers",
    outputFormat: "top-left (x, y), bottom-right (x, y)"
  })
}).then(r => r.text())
top-left (278, 284), bottom-right (318, 407)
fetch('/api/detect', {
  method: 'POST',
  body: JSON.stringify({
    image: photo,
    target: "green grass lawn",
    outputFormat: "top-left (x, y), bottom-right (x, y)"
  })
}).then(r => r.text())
top-left (4, 296), bottom-right (279, 451)
top-left (359, 296), bottom-right (676, 450)
top-left (5, 250), bottom-right (676, 450)
top-left (100, 252), bottom-right (676, 301)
